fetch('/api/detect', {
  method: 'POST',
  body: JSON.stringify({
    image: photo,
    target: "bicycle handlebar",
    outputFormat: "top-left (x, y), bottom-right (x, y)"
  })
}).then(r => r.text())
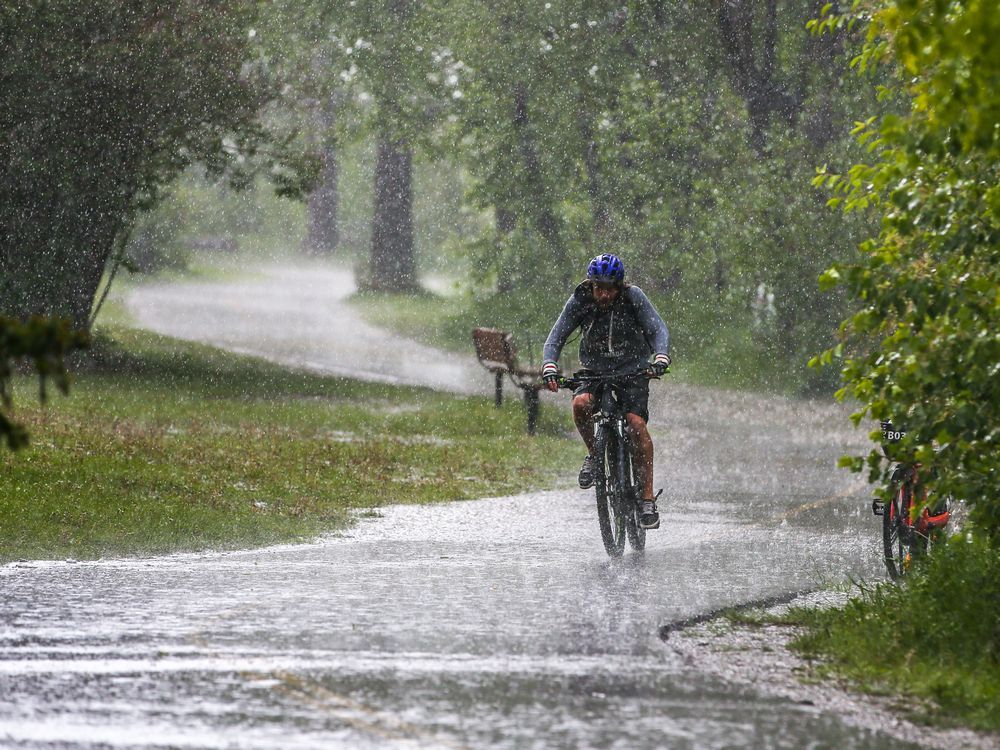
top-left (557, 366), bottom-right (665, 391)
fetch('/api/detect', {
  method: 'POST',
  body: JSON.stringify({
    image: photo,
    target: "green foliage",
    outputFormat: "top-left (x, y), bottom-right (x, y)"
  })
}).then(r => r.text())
top-left (125, 197), bottom-right (193, 274)
top-left (814, 0), bottom-right (1000, 541)
top-left (264, 0), bottom-right (451, 153)
top-left (2, 0), bottom-right (892, 389)
top-left (0, 1), bottom-right (309, 326)
top-left (791, 536), bottom-right (1000, 731)
top-left (123, 169), bottom-right (309, 272)
top-left (168, 1), bottom-right (886, 390)
top-left (427, 0), bottom-right (882, 391)
top-left (260, 0), bottom-right (881, 392)
top-left (0, 317), bottom-right (89, 450)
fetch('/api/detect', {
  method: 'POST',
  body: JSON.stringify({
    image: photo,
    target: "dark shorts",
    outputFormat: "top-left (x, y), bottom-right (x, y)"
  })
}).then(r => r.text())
top-left (574, 372), bottom-right (650, 423)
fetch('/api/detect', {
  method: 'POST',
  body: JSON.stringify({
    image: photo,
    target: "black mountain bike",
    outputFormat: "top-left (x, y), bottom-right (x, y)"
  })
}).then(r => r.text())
top-left (559, 367), bottom-right (658, 557)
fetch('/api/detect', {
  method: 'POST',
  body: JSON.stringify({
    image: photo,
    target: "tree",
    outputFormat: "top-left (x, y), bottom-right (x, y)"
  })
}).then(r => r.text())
top-left (0, 0), bottom-right (299, 329)
top-left (813, 0), bottom-right (1000, 542)
top-left (345, 0), bottom-right (439, 292)
top-left (714, 0), bottom-right (847, 153)
top-left (259, 5), bottom-right (347, 258)
top-left (266, 0), bottom-right (452, 290)
top-left (303, 93), bottom-right (343, 257)
top-left (442, 0), bottom-right (631, 296)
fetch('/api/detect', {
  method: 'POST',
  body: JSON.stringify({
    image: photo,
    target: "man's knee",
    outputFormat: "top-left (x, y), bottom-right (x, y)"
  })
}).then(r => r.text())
top-left (625, 412), bottom-right (648, 435)
top-left (572, 393), bottom-right (594, 413)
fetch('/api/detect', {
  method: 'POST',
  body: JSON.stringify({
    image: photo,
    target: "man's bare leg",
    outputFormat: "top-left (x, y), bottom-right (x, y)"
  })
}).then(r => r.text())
top-left (625, 412), bottom-right (655, 500)
top-left (572, 393), bottom-right (596, 455)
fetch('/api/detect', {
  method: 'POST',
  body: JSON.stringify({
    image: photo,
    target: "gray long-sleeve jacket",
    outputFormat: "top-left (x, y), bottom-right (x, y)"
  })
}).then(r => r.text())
top-left (543, 282), bottom-right (670, 373)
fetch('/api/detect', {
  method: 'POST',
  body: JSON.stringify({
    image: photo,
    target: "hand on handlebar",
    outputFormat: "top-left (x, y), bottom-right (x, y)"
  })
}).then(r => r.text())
top-left (542, 362), bottom-right (560, 392)
top-left (649, 353), bottom-right (671, 378)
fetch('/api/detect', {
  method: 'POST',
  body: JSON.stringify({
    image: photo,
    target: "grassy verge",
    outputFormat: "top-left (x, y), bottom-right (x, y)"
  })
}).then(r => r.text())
top-left (783, 538), bottom-right (999, 732)
top-left (0, 326), bottom-right (578, 563)
top-left (348, 289), bottom-right (477, 354)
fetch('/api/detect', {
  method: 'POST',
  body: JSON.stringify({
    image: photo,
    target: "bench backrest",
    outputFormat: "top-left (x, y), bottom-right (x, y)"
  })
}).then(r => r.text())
top-left (472, 327), bottom-right (518, 373)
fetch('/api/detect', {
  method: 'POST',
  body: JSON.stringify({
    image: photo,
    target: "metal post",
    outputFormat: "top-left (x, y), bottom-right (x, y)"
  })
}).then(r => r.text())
top-left (494, 371), bottom-right (504, 408)
top-left (525, 388), bottom-right (540, 435)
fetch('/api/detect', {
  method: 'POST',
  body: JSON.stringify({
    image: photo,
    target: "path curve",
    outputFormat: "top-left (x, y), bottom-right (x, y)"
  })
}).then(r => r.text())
top-left (126, 264), bottom-right (492, 395)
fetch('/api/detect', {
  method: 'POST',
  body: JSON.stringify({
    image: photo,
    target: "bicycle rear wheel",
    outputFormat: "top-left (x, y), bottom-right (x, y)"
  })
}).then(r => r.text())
top-left (623, 442), bottom-right (645, 552)
top-left (594, 427), bottom-right (627, 557)
top-left (882, 481), bottom-right (906, 579)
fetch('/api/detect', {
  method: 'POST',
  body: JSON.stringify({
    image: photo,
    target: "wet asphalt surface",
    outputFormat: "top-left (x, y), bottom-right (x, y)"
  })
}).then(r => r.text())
top-left (0, 265), bottom-right (919, 748)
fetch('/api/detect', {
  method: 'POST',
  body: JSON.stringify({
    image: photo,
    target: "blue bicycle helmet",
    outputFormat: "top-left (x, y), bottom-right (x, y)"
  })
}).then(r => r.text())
top-left (586, 253), bottom-right (625, 282)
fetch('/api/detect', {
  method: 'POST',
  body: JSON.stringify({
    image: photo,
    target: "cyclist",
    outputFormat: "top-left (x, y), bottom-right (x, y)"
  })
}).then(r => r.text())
top-left (541, 253), bottom-right (671, 529)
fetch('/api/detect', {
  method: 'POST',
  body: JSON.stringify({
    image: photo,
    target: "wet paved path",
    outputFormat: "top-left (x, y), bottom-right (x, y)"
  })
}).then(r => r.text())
top-left (0, 266), bottom-right (917, 748)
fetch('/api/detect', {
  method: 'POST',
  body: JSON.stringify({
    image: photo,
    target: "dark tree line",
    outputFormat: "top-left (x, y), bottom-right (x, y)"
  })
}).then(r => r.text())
top-left (2, 0), bottom-right (879, 392)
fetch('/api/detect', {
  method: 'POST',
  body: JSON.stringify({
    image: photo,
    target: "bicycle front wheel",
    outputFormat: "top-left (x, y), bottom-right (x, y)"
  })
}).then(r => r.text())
top-left (623, 440), bottom-right (645, 552)
top-left (594, 427), bottom-right (627, 557)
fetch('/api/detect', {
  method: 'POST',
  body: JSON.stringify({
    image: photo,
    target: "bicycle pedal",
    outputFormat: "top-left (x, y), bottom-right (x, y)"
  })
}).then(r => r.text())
top-left (871, 499), bottom-right (884, 516)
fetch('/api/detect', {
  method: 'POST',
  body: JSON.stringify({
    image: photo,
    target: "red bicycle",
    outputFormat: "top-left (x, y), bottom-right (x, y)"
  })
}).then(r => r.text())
top-left (872, 420), bottom-right (950, 579)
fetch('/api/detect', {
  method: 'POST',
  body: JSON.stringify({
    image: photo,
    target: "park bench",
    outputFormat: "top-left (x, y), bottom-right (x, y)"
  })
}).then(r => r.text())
top-left (472, 327), bottom-right (544, 435)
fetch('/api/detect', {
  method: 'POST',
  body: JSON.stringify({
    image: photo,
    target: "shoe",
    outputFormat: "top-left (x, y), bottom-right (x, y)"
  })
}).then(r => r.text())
top-left (640, 499), bottom-right (660, 529)
top-left (578, 455), bottom-right (595, 489)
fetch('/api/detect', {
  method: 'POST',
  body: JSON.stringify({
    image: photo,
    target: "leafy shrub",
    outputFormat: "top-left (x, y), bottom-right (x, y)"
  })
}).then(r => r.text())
top-left (793, 536), bottom-right (1000, 730)
top-left (813, 0), bottom-right (1000, 543)
top-left (0, 316), bottom-right (88, 449)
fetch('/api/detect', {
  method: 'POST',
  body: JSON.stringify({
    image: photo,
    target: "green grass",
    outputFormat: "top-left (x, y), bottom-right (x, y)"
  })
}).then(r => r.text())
top-left (784, 537), bottom-right (1000, 732)
top-left (348, 288), bottom-right (481, 354)
top-left (719, 606), bottom-right (805, 629)
top-left (0, 326), bottom-right (578, 562)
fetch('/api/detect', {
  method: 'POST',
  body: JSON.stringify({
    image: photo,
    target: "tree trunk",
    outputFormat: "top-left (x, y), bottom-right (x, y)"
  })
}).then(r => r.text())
top-left (71, 211), bottom-right (125, 329)
top-left (367, 136), bottom-right (418, 292)
top-left (512, 83), bottom-right (567, 284)
top-left (494, 206), bottom-right (517, 294)
top-left (715, 0), bottom-right (802, 154)
top-left (798, 1), bottom-right (847, 148)
top-left (577, 108), bottom-right (612, 241)
top-left (303, 95), bottom-right (340, 256)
